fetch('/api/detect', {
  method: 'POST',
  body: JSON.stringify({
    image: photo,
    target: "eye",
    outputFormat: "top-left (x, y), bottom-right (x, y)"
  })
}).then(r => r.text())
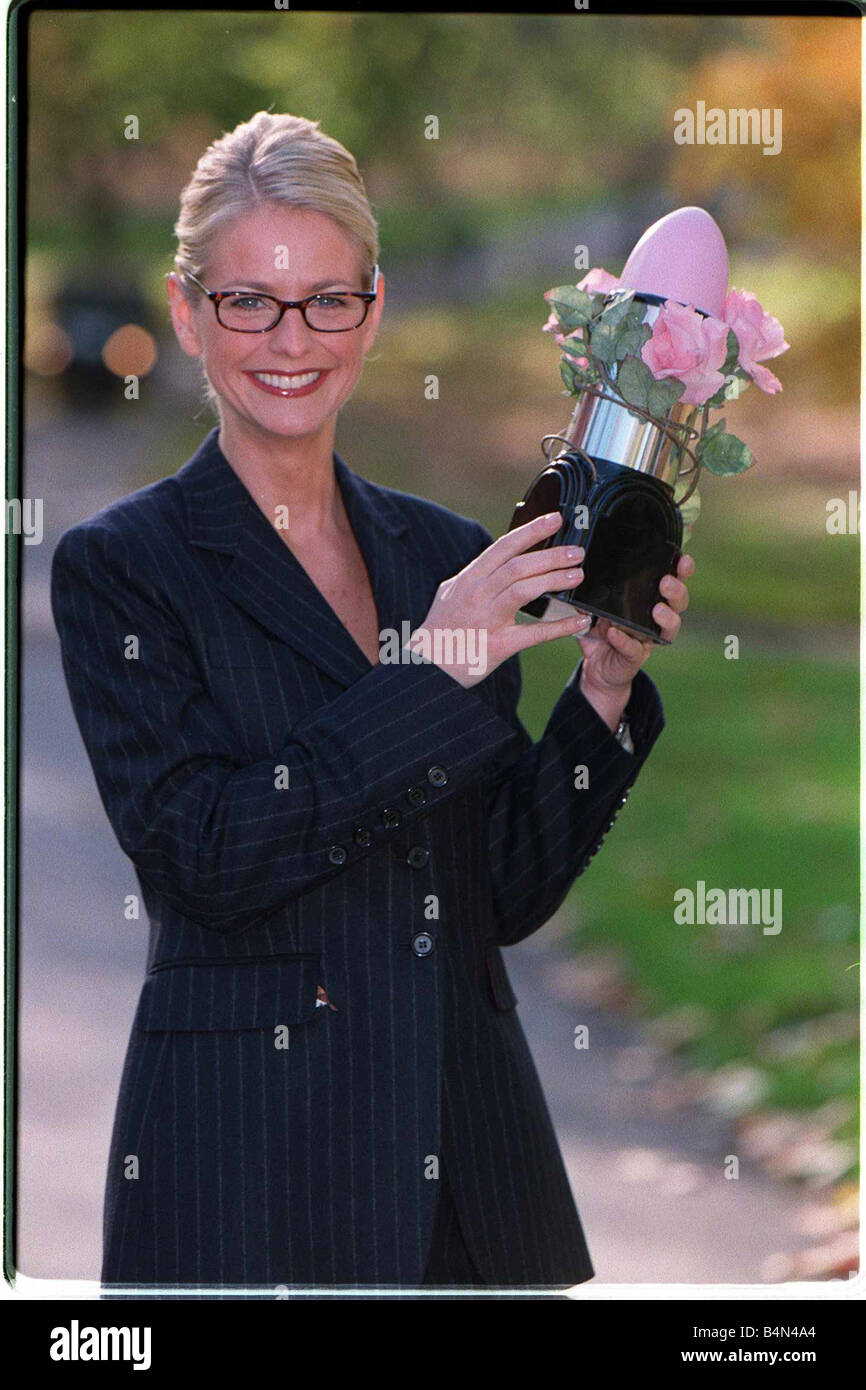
top-left (227, 294), bottom-right (270, 311)
top-left (310, 294), bottom-right (350, 310)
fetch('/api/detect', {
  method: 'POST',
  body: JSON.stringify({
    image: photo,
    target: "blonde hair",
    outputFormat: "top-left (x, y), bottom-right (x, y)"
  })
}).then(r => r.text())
top-left (172, 111), bottom-right (379, 415)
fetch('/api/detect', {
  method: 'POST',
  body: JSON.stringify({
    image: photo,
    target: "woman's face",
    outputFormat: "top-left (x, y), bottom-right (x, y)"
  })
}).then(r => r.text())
top-left (168, 203), bottom-right (384, 445)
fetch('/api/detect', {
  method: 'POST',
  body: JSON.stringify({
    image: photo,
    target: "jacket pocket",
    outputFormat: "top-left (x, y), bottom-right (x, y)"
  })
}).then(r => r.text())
top-left (133, 953), bottom-right (322, 1031)
top-left (485, 941), bottom-right (518, 1011)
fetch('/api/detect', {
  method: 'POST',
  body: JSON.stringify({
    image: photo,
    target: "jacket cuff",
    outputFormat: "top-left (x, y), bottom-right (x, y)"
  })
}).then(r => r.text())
top-left (562, 660), bottom-right (666, 762)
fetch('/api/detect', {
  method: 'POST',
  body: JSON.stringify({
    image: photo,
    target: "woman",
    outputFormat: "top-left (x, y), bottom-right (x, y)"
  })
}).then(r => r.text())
top-left (51, 111), bottom-right (693, 1292)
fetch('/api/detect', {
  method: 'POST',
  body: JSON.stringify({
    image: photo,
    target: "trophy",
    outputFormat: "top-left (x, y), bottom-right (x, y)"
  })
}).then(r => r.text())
top-left (508, 207), bottom-right (788, 643)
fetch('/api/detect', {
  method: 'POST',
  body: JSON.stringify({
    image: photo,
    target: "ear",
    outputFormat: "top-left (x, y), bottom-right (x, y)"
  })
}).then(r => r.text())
top-left (166, 272), bottom-right (205, 359)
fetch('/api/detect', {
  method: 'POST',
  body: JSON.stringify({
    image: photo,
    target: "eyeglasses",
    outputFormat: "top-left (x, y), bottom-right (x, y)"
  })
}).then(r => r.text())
top-left (180, 265), bottom-right (380, 333)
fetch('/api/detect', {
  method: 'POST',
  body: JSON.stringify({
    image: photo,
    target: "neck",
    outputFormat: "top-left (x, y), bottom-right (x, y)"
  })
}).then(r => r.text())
top-left (217, 415), bottom-right (343, 542)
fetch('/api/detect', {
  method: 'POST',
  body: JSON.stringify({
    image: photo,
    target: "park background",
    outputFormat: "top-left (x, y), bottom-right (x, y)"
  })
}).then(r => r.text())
top-left (16, 8), bottom-right (859, 1283)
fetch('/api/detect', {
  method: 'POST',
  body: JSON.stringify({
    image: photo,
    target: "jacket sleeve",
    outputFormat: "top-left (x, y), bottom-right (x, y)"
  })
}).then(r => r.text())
top-left (50, 518), bottom-right (526, 935)
top-left (470, 524), bottom-right (667, 946)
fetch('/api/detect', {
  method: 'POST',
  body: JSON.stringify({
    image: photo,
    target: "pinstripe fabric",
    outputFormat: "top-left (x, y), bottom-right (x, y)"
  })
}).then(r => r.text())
top-left (421, 1156), bottom-right (484, 1286)
top-left (50, 425), bottom-right (666, 1291)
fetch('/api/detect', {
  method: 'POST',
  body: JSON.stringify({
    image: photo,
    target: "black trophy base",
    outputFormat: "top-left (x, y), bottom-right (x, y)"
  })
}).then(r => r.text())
top-left (507, 451), bottom-right (683, 644)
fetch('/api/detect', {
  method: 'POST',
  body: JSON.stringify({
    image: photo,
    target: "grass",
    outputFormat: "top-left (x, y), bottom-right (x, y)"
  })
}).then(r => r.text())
top-left (516, 631), bottom-right (859, 1167)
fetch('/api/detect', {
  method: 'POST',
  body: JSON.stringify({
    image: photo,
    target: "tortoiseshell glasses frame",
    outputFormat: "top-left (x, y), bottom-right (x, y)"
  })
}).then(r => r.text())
top-left (178, 264), bottom-right (380, 333)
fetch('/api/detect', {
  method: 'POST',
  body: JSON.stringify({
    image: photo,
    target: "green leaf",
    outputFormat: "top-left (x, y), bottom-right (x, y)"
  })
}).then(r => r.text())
top-left (546, 284), bottom-right (597, 311)
top-left (616, 356), bottom-right (686, 418)
top-left (560, 333), bottom-right (587, 360)
top-left (588, 321), bottom-right (620, 365)
top-left (616, 322), bottom-right (652, 357)
top-left (597, 290), bottom-right (636, 328)
top-left (721, 327), bottom-right (740, 377)
top-left (696, 429), bottom-right (754, 476)
top-left (559, 357), bottom-right (577, 394)
top-left (701, 415), bottom-right (726, 443)
top-left (647, 376), bottom-right (686, 416)
top-left (616, 355), bottom-right (653, 411)
top-left (546, 286), bottom-right (596, 330)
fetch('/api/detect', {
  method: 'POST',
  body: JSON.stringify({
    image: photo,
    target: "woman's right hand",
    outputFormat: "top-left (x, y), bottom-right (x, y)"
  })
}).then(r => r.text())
top-left (409, 512), bottom-right (591, 688)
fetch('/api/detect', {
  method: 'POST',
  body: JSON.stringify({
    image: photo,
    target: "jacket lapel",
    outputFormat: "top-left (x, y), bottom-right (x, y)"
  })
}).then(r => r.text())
top-left (177, 427), bottom-right (436, 688)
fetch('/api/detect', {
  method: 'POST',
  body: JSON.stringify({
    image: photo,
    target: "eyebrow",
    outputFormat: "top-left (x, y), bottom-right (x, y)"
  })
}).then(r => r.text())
top-left (217, 279), bottom-right (356, 294)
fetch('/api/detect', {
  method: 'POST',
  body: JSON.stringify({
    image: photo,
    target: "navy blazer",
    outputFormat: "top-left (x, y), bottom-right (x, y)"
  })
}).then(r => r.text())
top-left (50, 426), bottom-right (665, 1290)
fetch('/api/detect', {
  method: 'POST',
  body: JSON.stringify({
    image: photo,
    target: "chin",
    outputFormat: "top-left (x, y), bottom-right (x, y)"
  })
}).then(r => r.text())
top-left (220, 395), bottom-right (332, 439)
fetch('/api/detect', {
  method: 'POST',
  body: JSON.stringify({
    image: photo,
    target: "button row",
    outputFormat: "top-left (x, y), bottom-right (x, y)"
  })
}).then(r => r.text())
top-left (583, 787), bottom-right (633, 866)
top-left (326, 766), bottom-right (447, 871)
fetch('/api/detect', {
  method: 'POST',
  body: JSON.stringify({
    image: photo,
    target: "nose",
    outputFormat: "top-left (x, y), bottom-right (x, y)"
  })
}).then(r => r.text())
top-left (266, 304), bottom-right (321, 356)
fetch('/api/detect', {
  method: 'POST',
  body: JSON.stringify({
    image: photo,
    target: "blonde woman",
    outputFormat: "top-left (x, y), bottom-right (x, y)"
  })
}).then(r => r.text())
top-left (51, 111), bottom-right (693, 1292)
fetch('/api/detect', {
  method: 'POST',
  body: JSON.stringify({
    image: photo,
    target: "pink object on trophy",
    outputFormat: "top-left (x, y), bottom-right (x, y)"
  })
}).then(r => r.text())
top-left (619, 206), bottom-right (730, 317)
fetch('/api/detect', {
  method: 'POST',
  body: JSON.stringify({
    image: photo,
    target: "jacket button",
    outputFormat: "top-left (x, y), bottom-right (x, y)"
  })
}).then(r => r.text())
top-left (328, 845), bottom-right (347, 866)
top-left (619, 793), bottom-right (629, 806)
top-left (353, 827), bottom-right (373, 847)
top-left (407, 846), bottom-right (429, 869)
top-left (382, 807), bottom-right (402, 829)
top-left (412, 931), bottom-right (435, 956)
top-left (406, 785), bottom-right (428, 807)
top-left (427, 765), bottom-right (448, 788)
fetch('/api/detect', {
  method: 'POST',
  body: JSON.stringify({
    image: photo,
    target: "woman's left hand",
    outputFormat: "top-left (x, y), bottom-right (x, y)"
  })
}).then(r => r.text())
top-left (575, 553), bottom-right (696, 692)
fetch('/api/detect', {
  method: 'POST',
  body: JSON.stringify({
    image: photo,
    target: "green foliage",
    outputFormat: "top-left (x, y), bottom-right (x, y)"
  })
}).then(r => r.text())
top-left (515, 633), bottom-right (858, 1157)
top-left (559, 334), bottom-right (587, 360)
top-left (616, 321), bottom-right (654, 358)
top-left (616, 354), bottom-right (655, 410)
top-left (615, 354), bottom-right (685, 416)
top-left (697, 429), bottom-right (754, 476)
top-left (587, 320), bottom-right (621, 366)
top-left (546, 286), bottom-right (597, 332)
top-left (721, 327), bottom-right (741, 377)
top-left (595, 290), bottom-right (636, 326)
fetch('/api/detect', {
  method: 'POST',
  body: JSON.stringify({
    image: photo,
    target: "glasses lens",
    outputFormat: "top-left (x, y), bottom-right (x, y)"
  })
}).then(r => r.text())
top-left (218, 294), bottom-right (281, 331)
top-left (305, 294), bottom-right (368, 332)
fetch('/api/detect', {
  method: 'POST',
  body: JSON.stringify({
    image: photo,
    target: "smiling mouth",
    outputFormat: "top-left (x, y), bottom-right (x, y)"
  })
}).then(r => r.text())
top-left (248, 369), bottom-right (326, 390)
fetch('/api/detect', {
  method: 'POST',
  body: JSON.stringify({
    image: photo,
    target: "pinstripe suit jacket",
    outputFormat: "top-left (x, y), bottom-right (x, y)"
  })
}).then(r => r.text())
top-left (50, 425), bottom-right (666, 1290)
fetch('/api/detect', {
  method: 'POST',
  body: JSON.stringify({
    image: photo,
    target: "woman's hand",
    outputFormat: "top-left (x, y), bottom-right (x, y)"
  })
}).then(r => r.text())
top-left (573, 552), bottom-right (695, 706)
top-left (411, 512), bottom-right (590, 688)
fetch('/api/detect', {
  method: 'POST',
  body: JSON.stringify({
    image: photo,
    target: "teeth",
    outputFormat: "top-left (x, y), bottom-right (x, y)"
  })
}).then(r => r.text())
top-left (253, 370), bottom-right (322, 389)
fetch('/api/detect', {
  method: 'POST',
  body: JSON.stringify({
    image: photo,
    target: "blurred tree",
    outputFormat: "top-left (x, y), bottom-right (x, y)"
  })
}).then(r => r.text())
top-left (668, 16), bottom-right (859, 259)
top-left (26, 9), bottom-right (741, 263)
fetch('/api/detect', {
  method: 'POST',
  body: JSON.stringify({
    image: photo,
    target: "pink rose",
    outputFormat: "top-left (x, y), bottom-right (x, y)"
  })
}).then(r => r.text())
top-left (577, 266), bottom-right (621, 295)
top-left (723, 288), bottom-right (789, 394)
top-left (641, 300), bottom-right (729, 405)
